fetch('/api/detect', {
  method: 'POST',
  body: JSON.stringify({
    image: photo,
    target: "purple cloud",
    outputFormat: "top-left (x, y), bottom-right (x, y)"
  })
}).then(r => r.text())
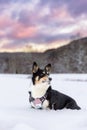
top-left (0, 0), bottom-right (29, 4)
top-left (39, 0), bottom-right (87, 17)
top-left (18, 9), bottom-right (36, 27)
top-left (0, 0), bottom-right (87, 52)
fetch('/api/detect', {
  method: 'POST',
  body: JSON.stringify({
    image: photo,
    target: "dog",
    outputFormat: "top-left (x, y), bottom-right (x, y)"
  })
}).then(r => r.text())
top-left (28, 62), bottom-right (81, 110)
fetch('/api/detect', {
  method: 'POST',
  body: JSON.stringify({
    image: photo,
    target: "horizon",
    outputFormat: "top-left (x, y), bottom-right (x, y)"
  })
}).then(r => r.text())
top-left (0, 42), bottom-right (70, 53)
top-left (0, 0), bottom-right (87, 52)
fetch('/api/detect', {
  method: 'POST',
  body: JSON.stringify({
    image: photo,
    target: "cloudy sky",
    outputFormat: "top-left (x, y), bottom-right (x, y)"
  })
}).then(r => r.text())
top-left (0, 0), bottom-right (87, 52)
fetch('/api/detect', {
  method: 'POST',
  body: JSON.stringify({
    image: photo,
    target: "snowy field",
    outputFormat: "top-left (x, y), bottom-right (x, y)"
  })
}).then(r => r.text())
top-left (0, 74), bottom-right (87, 130)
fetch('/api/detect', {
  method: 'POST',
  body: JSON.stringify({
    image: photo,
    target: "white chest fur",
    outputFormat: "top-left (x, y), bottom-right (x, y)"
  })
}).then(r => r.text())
top-left (31, 84), bottom-right (49, 98)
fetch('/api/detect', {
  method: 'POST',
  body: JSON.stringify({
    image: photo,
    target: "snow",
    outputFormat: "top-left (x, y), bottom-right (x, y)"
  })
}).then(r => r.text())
top-left (0, 74), bottom-right (87, 130)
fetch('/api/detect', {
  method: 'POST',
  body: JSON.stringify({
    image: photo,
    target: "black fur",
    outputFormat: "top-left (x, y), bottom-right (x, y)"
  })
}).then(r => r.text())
top-left (46, 87), bottom-right (81, 110)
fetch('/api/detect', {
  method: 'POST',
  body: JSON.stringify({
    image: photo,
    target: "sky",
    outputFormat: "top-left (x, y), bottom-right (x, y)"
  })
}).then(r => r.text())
top-left (0, 0), bottom-right (87, 52)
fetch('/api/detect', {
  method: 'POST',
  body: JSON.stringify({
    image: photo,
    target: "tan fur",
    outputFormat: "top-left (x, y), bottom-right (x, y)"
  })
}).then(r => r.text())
top-left (35, 76), bottom-right (48, 85)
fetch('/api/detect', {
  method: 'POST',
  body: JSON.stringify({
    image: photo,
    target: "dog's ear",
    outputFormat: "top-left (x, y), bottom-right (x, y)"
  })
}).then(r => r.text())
top-left (45, 64), bottom-right (51, 74)
top-left (32, 62), bottom-right (39, 73)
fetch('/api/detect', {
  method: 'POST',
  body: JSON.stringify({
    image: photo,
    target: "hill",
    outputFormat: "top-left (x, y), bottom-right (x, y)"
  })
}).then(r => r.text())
top-left (45, 37), bottom-right (87, 73)
top-left (0, 37), bottom-right (87, 73)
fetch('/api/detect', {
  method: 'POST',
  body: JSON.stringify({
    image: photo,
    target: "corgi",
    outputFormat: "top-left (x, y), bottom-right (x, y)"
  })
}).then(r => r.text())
top-left (29, 62), bottom-right (81, 110)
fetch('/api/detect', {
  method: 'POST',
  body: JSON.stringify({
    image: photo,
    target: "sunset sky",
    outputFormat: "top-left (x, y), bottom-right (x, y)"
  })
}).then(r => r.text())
top-left (0, 0), bottom-right (87, 52)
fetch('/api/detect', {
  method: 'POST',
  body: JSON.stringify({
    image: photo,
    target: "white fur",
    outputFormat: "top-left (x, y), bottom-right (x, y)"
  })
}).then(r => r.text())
top-left (31, 82), bottom-right (49, 98)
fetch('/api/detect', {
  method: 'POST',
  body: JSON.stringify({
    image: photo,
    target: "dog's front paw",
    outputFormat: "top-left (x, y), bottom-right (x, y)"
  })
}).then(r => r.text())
top-left (42, 100), bottom-right (49, 109)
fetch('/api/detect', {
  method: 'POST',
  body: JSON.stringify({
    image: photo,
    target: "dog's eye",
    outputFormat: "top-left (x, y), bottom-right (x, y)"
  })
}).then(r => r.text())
top-left (41, 73), bottom-right (45, 76)
top-left (41, 73), bottom-right (44, 76)
top-left (43, 71), bottom-right (45, 74)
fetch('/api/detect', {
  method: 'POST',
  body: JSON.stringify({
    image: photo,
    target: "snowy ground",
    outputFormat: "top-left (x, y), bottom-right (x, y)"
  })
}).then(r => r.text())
top-left (0, 74), bottom-right (87, 130)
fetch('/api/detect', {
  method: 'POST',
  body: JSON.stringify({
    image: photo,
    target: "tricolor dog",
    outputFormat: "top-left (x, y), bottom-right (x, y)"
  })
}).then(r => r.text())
top-left (29, 62), bottom-right (81, 110)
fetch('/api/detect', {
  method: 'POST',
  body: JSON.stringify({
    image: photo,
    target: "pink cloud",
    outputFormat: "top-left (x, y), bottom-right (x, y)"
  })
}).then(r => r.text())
top-left (51, 6), bottom-right (74, 22)
top-left (0, 13), bottom-right (38, 40)
top-left (0, 15), bottom-right (13, 29)
top-left (0, 31), bottom-right (5, 37)
top-left (9, 22), bottom-right (38, 39)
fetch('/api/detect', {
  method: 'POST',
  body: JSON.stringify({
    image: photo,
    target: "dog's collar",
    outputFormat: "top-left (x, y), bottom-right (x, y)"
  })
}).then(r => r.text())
top-left (29, 92), bottom-right (47, 109)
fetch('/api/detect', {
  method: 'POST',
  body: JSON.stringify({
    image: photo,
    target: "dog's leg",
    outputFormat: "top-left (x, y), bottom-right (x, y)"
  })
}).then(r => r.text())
top-left (65, 100), bottom-right (81, 110)
top-left (42, 100), bottom-right (49, 109)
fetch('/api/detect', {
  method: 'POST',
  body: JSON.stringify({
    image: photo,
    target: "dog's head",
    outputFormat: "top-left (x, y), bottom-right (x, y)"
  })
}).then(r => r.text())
top-left (32, 62), bottom-right (52, 85)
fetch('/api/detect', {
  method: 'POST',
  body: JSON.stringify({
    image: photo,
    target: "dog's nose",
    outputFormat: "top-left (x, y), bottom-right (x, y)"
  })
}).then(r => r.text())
top-left (49, 78), bottom-right (52, 81)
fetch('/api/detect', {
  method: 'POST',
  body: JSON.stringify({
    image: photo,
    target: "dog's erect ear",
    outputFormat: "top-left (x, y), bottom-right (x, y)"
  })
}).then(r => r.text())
top-left (45, 64), bottom-right (51, 74)
top-left (32, 62), bottom-right (39, 73)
